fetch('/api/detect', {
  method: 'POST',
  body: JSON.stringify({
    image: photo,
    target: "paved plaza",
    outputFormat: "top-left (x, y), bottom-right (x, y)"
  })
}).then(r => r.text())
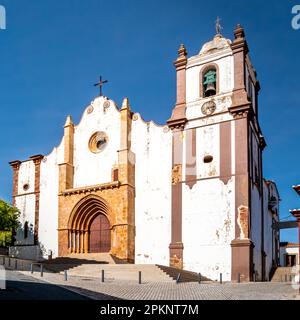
top-left (8, 269), bottom-right (299, 301)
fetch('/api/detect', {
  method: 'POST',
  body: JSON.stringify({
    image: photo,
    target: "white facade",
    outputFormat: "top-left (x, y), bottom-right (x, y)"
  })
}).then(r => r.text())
top-left (11, 31), bottom-right (279, 282)
top-left (131, 115), bottom-right (172, 265)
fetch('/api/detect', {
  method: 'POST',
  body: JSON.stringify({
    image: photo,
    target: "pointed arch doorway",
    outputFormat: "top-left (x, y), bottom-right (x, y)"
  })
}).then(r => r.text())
top-left (68, 195), bottom-right (112, 254)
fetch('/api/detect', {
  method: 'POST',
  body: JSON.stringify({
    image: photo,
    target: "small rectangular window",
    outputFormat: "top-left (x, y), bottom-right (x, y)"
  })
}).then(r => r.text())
top-left (113, 169), bottom-right (119, 181)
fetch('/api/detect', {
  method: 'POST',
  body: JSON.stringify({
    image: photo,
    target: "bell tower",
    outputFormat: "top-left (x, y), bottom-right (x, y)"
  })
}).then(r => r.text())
top-left (168, 24), bottom-right (267, 282)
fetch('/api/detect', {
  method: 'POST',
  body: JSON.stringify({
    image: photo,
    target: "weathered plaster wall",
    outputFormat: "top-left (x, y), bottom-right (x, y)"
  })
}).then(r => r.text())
top-left (131, 114), bottom-right (172, 265)
top-left (39, 141), bottom-right (64, 258)
top-left (181, 124), bottom-right (235, 281)
top-left (15, 161), bottom-right (36, 245)
top-left (17, 161), bottom-right (35, 195)
top-left (182, 178), bottom-right (235, 281)
top-left (73, 97), bottom-right (121, 188)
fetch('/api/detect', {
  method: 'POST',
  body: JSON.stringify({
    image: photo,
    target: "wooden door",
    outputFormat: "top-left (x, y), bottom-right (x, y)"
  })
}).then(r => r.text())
top-left (89, 214), bottom-right (111, 253)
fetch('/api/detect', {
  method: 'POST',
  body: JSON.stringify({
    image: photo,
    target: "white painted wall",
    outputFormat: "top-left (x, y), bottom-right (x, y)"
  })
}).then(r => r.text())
top-left (182, 122), bottom-right (235, 281)
top-left (73, 97), bottom-right (120, 188)
top-left (17, 160), bottom-right (35, 195)
top-left (15, 160), bottom-right (36, 245)
top-left (38, 140), bottom-right (64, 258)
top-left (186, 52), bottom-right (234, 107)
top-left (131, 114), bottom-right (172, 266)
top-left (182, 178), bottom-right (235, 281)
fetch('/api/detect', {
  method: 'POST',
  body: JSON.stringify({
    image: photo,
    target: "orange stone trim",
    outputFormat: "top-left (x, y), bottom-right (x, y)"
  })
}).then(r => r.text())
top-left (58, 98), bottom-right (135, 262)
top-left (67, 194), bottom-right (112, 254)
top-left (9, 160), bottom-right (21, 206)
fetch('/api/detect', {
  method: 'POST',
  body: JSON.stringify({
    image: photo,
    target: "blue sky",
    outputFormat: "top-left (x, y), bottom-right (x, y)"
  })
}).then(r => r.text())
top-left (0, 0), bottom-right (299, 242)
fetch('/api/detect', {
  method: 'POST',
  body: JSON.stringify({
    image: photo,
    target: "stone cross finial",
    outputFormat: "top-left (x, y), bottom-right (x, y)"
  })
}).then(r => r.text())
top-left (234, 24), bottom-right (245, 39)
top-left (178, 44), bottom-right (187, 58)
top-left (216, 17), bottom-right (222, 35)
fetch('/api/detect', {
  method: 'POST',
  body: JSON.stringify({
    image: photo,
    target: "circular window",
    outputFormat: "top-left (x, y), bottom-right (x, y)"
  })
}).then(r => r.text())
top-left (89, 132), bottom-right (108, 153)
top-left (203, 155), bottom-right (214, 163)
top-left (23, 184), bottom-right (30, 191)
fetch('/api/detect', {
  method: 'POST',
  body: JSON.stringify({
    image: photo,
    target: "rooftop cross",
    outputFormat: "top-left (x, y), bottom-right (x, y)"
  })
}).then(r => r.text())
top-left (215, 16), bottom-right (222, 35)
top-left (94, 76), bottom-right (108, 97)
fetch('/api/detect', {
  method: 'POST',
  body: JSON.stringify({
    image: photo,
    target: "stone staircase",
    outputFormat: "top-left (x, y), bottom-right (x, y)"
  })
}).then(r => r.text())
top-left (271, 267), bottom-right (296, 282)
top-left (42, 253), bottom-right (210, 283)
top-left (157, 265), bottom-right (212, 283)
top-left (43, 253), bottom-right (119, 272)
top-left (63, 264), bottom-right (175, 283)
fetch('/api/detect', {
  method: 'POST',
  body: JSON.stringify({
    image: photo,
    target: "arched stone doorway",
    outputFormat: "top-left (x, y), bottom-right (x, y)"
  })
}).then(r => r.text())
top-left (67, 195), bottom-right (112, 254)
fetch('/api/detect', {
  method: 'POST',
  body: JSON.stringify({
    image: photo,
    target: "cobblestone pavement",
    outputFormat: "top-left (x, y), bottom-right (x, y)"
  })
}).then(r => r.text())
top-left (14, 269), bottom-right (300, 300)
top-left (0, 269), bottom-right (90, 300)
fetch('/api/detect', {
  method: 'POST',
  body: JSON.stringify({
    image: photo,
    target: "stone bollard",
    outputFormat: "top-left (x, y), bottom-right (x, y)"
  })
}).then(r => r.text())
top-left (238, 273), bottom-right (241, 283)
top-left (138, 271), bottom-right (142, 285)
top-left (64, 270), bottom-right (68, 281)
top-left (220, 273), bottom-right (223, 284)
top-left (40, 264), bottom-right (43, 277)
top-left (198, 273), bottom-right (201, 284)
top-left (101, 270), bottom-right (104, 283)
top-left (176, 273), bottom-right (181, 284)
top-left (30, 264), bottom-right (33, 274)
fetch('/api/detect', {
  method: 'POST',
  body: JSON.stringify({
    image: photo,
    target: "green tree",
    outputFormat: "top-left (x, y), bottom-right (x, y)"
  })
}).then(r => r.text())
top-left (0, 200), bottom-right (20, 231)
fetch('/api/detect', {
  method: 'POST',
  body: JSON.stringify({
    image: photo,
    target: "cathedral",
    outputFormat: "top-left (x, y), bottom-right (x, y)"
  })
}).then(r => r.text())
top-left (9, 25), bottom-right (280, 282)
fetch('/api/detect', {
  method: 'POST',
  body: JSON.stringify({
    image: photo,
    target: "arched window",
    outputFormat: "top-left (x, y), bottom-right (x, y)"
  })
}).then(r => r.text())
top-left (203, 68), bottom-right (217, 97)
top-left (24, 221), bottom-right (28, 239)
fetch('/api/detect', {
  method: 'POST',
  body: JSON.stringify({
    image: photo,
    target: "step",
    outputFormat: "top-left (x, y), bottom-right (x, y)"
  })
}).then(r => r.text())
top-left (271, 267), bottom-right (296, 282)
top-left (58, 264), bottom-right (174, 283)
top-left (157, 265), bottom-right (212, 283)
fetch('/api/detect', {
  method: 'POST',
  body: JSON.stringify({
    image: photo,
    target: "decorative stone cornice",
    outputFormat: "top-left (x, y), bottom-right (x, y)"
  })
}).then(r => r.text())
top-left (9, 160), bottom-right (21, 170)
top-left (60, 181), bottom-right (120, 196)
top-left (30, 154), bottom-right (44, 165)
top-left (228, 104), bottom-right (252, 119)
top-left (167, 117), bottom-right (187, 130)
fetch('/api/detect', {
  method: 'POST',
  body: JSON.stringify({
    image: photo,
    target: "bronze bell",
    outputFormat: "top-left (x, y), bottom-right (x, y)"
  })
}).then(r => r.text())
top-left (205, 82), bottom-right (216, 97)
